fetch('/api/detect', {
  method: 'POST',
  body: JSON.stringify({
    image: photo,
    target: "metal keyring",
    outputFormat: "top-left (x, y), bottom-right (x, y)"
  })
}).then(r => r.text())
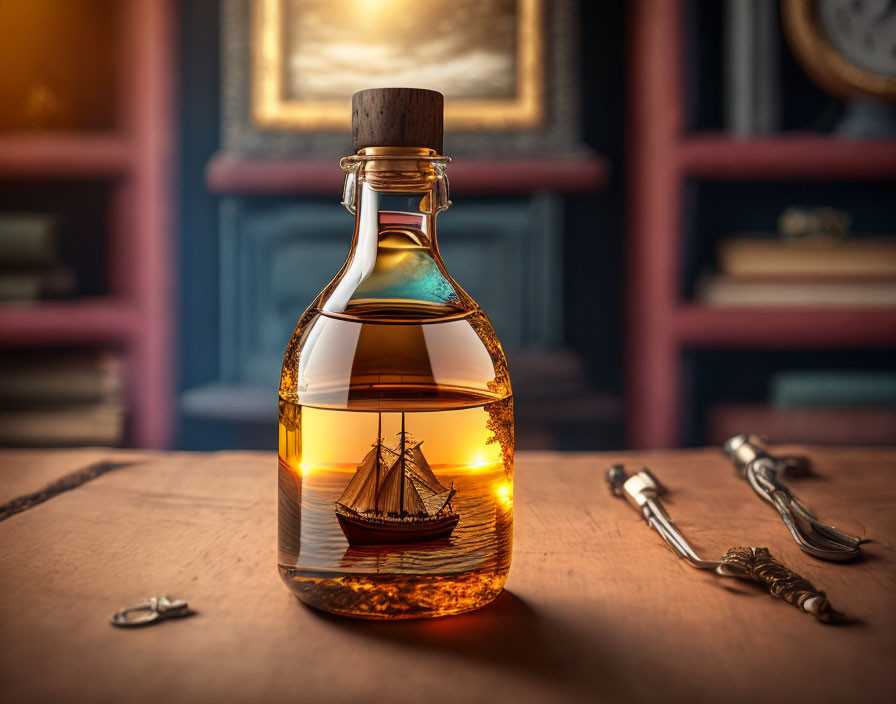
top-left (110, 596), bottom-right (191, 628)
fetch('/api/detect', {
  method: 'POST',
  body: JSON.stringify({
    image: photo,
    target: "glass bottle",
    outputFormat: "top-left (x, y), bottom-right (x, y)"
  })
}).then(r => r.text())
top-left (277, 88), bottom-right (513, 619)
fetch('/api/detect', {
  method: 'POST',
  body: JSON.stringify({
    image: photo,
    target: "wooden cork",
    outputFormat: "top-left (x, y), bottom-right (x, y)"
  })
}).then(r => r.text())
top-left (352, 88), bottom-right (444, 154)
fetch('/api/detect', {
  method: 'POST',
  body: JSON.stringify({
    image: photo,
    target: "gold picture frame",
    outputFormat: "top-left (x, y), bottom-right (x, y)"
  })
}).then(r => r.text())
top-left (250, 0), bottom-right (546, 131)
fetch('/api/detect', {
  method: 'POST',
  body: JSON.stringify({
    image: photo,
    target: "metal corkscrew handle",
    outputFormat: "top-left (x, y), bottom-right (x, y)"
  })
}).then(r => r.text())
top-left (722, 434), bottom-right (865, 561)
top-left (605, 465), bottom-right (718, 569)
top-left (605, 464), bottom-right (842, 623)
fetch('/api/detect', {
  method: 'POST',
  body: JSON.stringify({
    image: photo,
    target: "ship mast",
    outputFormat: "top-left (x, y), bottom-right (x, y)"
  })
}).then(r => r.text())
top-left (374, 412), bottom-right (382, 515)
top-left (399, 412), bottom-right (406, 516)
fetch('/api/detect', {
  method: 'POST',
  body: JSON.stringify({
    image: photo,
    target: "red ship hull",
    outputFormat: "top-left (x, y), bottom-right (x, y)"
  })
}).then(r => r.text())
top-left (336, 511), bottom-right (459, 546)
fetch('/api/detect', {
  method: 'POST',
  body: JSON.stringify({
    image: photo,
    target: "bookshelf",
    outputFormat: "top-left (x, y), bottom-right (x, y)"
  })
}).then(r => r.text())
top-left (674, 306), bottom-right (896, 347)
top-left (627, 0), bottom-right (896, 448)
top-left (677, 135), bottom-right (896, 180)
top-left (0, 300), bottom-right (138, 346)
top-left (0, 134), bottom-right (133, 177)
top-left (0, 0), bottom-right (174, 448)
top-left (205, 153), bottom-right (610, 195)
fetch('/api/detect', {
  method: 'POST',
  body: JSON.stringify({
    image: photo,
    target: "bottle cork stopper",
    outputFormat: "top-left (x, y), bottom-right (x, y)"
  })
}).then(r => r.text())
top-left (352, 88), bottom-right (444, 154)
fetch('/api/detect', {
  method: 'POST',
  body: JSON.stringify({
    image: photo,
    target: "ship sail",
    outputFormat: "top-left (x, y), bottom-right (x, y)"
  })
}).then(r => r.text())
top-left (336, 447), bottom-right (376, 508)
top-left (410, 475), bottom-right (455, 516)
top-left (375, 439), bottom-right (454, 517)
top-left (405, 442), bottom-right (451, 494)
top-left (383, 440), bottom-right (450, 492)
top-left (336, 446), bottom-right (393, 514)
top-left (378, 459), bottom-right (426, 515)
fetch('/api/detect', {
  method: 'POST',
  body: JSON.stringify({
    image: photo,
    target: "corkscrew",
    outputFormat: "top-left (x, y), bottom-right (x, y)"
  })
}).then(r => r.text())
top-left (722, 434), bottom-right (865, 561)
top-left (606, 464), bottom-right (841, 623)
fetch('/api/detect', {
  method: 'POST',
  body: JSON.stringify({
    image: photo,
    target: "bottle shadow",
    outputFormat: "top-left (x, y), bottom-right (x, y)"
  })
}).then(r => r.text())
top-left (303, 590), bottom-right (627, 698)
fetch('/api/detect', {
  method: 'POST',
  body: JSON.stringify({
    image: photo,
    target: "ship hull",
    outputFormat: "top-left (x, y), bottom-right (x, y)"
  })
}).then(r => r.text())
top-left (336, 511), bottom-right (459, 546)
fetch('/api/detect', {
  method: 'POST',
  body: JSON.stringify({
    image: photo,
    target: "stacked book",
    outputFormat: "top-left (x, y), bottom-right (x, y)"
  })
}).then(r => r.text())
top-left (0, 213), bottom-right (76, 302)
top-left (508, 348), bottom-right (623, 450)
top-left (0, 351), bottom-right (125, 446)
top-left (696, 236), bottom-right (896, 306)
top-left (708, 370), bottom-right (896, 445)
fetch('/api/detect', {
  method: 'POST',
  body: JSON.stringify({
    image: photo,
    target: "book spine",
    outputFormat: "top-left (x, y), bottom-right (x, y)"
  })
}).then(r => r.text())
top-left (708, 404), bottom-right (896, 445)
top-left (725, 0), bottom-right (779, 137)
top-left (771, 372), bottom-right (896, 407)
top-left (0, 214), bottom-right (58, 266)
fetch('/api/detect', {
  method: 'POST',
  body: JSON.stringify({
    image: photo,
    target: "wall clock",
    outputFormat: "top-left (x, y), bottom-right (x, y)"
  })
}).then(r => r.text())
top-left (782, 0), bottom-right (896, 100)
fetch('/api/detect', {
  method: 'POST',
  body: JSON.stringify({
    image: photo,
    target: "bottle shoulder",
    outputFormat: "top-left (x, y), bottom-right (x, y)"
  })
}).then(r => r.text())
top-left (315, 220), bottom-right (479, 322)
top-left (279, 307), bottom-right (510, 411)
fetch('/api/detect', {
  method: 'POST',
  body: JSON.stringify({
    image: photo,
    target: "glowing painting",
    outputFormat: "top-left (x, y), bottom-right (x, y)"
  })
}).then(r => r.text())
top-left (251, 0), bottom-right (545, 130)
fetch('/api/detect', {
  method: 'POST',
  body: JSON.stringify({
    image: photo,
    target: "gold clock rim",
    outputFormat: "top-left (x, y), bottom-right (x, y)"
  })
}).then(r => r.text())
top-left (781, 0), bottom-right (896, 101)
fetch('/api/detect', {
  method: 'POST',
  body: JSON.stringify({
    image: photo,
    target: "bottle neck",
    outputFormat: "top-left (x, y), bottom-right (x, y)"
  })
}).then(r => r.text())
top-left (343, 146), bottom-right (450, 239)
top-left (317, 148), bottom-right (469, 321)
top-left (352, 181), bottom-right (439, 267)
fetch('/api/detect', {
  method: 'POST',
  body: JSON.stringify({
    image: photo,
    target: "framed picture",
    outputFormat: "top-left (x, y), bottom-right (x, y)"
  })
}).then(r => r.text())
top-left (222, 0), bottom-right (584, 155)
top-left (254, 0), bottom-right (543, 130)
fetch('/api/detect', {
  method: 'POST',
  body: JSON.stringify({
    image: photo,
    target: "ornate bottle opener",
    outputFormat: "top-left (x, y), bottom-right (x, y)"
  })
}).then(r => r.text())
top-left (606, 465), bottom-right (841, 623)
top-left (722, 434), bottom-right (865, 561)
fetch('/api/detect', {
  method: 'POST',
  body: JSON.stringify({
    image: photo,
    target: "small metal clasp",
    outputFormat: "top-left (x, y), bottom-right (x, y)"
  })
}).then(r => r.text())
top-left (110, 596), bottom-right (191, 628)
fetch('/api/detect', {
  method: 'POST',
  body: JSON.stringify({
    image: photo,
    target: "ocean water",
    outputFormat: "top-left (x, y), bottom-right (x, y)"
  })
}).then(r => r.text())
top-left (280, 464), bottom-right (512, 577)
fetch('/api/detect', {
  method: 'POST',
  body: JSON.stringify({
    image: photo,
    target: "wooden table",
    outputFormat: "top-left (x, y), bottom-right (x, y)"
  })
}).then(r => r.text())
top-left (1, 447), bottom-right (893, 704)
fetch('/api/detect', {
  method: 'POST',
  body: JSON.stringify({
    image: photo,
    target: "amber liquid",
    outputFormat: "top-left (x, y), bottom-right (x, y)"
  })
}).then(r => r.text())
top-left (278, 311), bottom-right (513, 619)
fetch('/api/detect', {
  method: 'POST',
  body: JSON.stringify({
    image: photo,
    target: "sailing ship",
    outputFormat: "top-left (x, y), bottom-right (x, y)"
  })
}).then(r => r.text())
top-left (335, 413), bottom-right (459, 546)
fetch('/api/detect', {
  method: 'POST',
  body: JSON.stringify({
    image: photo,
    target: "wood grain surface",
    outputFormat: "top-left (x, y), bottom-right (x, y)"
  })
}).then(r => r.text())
top-left (0, 447), bottom-right (894, 704)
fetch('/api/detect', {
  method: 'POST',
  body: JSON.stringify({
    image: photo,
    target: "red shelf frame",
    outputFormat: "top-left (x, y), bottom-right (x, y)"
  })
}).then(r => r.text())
top-left (626, 0), bottom-right (896, 449)
top-left (0, 0), bottom-right (175, 449)
top-left (205, 152), bottom-right (610, 195)
top-left (678, 134), bottom-right (896, 180)
top-left (0, 134), bottom-right (133, 178)
top-left (0, 300), bottom-right (137, 346)
top-left (674, 306), bottom-right (896, 348)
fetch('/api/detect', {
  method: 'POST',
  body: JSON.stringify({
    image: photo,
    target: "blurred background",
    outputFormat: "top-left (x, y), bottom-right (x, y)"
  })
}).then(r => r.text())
top-left (0, 0), bottom-right (894, 452)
